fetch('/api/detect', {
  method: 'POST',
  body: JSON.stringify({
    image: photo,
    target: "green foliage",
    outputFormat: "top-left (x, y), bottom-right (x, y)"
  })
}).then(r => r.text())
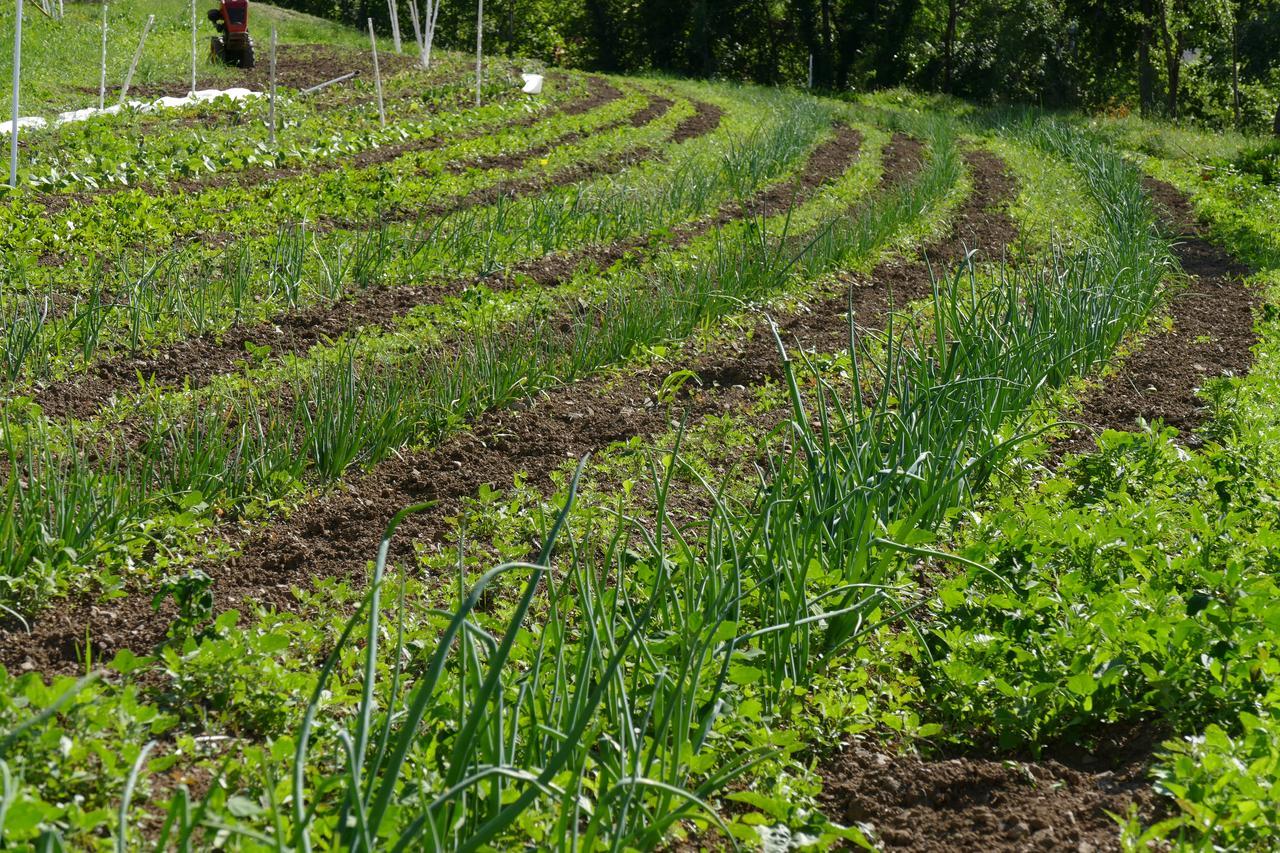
top-left (279, 0), bottom-right (1280, 134)
top-left (1236, 136), bottom-right (1280, 184)
top-left (1155, 715), bottom-right (1280, 846)
top-left (924, 427), bottom-right (1280, 748)
top-left (151, 567), bottom-right (215, 642)
top-left (5, 15), bottom-right (1266, 849)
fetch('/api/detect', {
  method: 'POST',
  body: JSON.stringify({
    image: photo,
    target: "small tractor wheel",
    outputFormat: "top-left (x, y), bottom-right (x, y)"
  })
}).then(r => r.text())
top-left (223, 32), bottom-right (254, 68)
top-left (210, 35), bottom-right (225, 64)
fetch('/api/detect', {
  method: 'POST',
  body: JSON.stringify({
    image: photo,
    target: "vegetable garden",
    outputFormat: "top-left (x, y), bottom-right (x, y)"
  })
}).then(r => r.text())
top-left (2, 2), bottom-right (1280, 850)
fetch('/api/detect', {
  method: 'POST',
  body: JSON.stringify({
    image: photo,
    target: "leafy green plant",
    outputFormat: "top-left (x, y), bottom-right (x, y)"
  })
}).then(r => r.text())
top-left (151, 568), bottom-right (215, 643)
top-left (1236, 137), bottom-right (1280, 185)
top-left (1153, 714), bottom-right (1280, 847)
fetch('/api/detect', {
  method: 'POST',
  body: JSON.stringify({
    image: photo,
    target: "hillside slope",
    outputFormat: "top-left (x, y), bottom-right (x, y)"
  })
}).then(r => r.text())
top-left (0, 10), bottom-right (1277, 851)
top-left (0, 0), bottom-right (367, 114)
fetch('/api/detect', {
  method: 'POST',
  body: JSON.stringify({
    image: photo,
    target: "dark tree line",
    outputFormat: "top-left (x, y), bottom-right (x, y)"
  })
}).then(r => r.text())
top-left (282, 0), bottom-right (1280, 133)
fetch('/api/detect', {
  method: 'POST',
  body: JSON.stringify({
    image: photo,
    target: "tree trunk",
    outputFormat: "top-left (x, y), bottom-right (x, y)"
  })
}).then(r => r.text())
top-left (584, 0), bottom-right (618, 72)
top-left (792, 0), bottom-right (819, 87)
top-left (1232, 20), bottom-right (1240, 127)
top-left (1158, 2), bottom-right (1181, 119)
top-left (1139, 0), bottom-right (1156, 115)
top-left (754, 0), bottom-right (781, 83)
top-left (819, 0), bottom-right (833, 88)
top-left (943, 0), bottom-right (958, 92)
top-left (692, 0), bottom-right (713, 77)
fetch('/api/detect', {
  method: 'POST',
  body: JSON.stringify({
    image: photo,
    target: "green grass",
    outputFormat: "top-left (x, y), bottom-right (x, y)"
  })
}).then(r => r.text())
top-left (0, 0), bottom-right (366, 115)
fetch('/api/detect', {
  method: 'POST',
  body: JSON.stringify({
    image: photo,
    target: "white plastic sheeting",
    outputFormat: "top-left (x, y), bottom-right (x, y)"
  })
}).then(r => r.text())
top-left (0, 88), bottom-right (264, 134)
top-left (0, 115), bottom-right (48, 134)
top-left (520, 73), bottom-right (543, 95)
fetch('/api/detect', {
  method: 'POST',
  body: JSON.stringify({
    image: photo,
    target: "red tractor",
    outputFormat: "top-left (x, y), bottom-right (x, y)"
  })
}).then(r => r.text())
top-left (208, 0), bottom-right (255, 68)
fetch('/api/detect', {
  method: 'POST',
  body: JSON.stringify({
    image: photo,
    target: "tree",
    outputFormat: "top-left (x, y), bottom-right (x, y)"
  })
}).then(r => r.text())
top-left (583, 0), bottom-right (621, 71)
top-left (1138, 0), bottom-right (1157, 115)
top-left (1157, 0), bottom-right (1184, 118)
top-left (943, 0), bottom-right (963, 92)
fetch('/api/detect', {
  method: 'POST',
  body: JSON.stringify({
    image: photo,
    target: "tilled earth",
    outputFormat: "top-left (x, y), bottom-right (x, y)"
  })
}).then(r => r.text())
top-left (110, 43), bottom-right (421, 99)
top-left (815, 178), bottom-right (1257, 851)
top-left (31, 86), bottom-right (702, 422)
top-left (1054, 177), bottom-right (1257, 454)
top-left (7, 132), bottom-right (1239, 852)
top-left (819, 734), bottom-right (1161, 852)
top-left (0, 119), bottom-right (863, 674)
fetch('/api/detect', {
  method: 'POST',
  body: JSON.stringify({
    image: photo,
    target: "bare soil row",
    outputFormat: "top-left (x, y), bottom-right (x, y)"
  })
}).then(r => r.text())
top-left (31, 92), bottom-right (708, 419)
top-left (2, 123), bottom-right (885, 674)
top-left (1054, 177), bottom-right (1258, 454)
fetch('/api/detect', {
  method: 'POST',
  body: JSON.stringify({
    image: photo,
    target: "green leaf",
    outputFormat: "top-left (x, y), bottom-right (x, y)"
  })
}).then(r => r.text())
top-left (1066, 670), bottom-right (1097, 697)
top-left (226, 795), bottom-right (262, 818)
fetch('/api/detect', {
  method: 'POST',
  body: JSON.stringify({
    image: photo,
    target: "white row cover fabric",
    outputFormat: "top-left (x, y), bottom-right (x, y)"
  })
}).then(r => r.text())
top-left (0, 88), bottom-right (264, 134)
top-left (521, 73), bottom-right (543, 95)
top-left (0, 115), bottom-right (47, 134)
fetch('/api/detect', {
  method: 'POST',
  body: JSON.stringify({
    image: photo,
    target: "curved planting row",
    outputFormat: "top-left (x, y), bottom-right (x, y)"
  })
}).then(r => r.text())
top-left (0, 82), bottom-right (697, 388)
top-left (2, 82), bottom-right (1191, 853)
top-left (3, 85), bottom-right (728, 393)
top-left (809, 127), bottom-right (1267, 851)
top-left (9, 76), bottom-right (645, 264)
top-left (0, 114), bottom-right (1056, 850)
top-left (3, 79), bottom-right (1262, 852)
top-left (29, 68), bottom-right (592, 214)
top-left (35, 114), bottom-right (846, 423)
top-left (1052, 175), bottom-right (1258, 452)
top-left (0, 96), bottom-right (949, 641)
top-left (18, 52), bottom-right (541, 196)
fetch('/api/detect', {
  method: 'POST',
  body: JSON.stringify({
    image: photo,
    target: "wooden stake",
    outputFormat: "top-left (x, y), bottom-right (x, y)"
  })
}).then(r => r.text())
top-left (99, 3), bottom-right (108, 110)
top-left (368, 18), bottom-right (385, 127)
top-left (10, 0), bottom-right (23, 189)
top-left (298, 71), bottom-right (357, 96)
top-left (189, 0), bottom-right (197, 93)
top-left (406, 0), bottom-right (423, 67)
top-left (424, 0), bottom-right (438, 68)
top-left (474, 0), bottom-right (483, 106)
top-left (387, 0), bottom-right (401, 53)
top-left (268, 27), bottom-right (277, 145)
top-left (119, 14), bottom-right (154, 106)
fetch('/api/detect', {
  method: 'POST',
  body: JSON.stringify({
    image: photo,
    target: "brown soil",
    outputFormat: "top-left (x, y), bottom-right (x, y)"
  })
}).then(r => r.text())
top-left (445, 92), bottom-right (673, 175)
top-left (817, 736), bottom-right (1159, 852)
top-left (671, 100), bottom-right (723, 143)
top-left (1, 338), bottom-right (803, 675)
top-left (880, 135), bottom-right (926, 186)
top-left (800, 150), bottom-right (1177, 853)
top-left (29, 111), bottom-right (779, 425)
top-left (786, 146), bottom-right (1018, 358)
top-left (5, 134), bottom-right (1014, 689)
top-left (814, 171), bottom-right (1258, 853)
top-left (101, 44), bottom-right (420, 100)
top-left (3, 120), bottom-right (867, 674)
top-left (1053, 178), bottom-right (1257, 454)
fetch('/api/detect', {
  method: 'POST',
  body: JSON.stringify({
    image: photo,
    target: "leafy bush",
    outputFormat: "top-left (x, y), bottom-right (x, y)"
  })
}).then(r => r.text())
top-left (1236, 137), bottom-right (1280, 185)
top-left (926, 427), bottom-right (1280, 750)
